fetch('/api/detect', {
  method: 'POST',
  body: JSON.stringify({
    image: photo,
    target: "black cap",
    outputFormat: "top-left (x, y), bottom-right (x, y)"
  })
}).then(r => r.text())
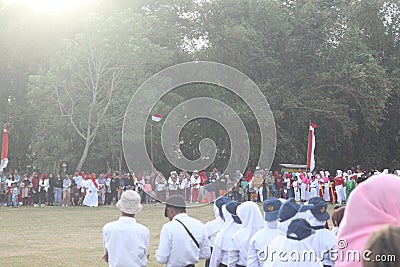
top-left (164, 195), bottom-right (186, 217)
top-left (308, 197), bottom-right (330, 221)
top-left (287, 218), bottom-right (315, 241)
top-left (226, 201), bottom-right (242, 224)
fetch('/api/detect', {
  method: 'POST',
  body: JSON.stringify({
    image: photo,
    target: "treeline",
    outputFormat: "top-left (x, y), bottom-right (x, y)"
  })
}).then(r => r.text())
top-left (0, 0), bottom-right (399, 174)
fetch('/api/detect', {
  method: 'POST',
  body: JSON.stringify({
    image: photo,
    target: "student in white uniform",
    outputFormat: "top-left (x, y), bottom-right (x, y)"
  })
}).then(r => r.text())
top-left (309, 176), bottom-right (318, 199)
top-left (229, 201), bottom-right (265, 267)
top-left (307, 197), bottom-right (336, 267)
top-left (102, 190), bottom-right (149, 267)
top-left (292, 176), bottom-right (301, 202)
top-left (83, 174), bottom-right (99, 207)
top-left (264, 198), bottom-right (314, 266)
top-left (248, 197), bottom-right (282, 267)
top-left (210, 201), bottom-right (242, 267)
top-left (156, 195), bottom-right (211, 267)
top-left (266, 218), bottom-right (322, 267)
top-left (205, 196), bottom-right (231, 267)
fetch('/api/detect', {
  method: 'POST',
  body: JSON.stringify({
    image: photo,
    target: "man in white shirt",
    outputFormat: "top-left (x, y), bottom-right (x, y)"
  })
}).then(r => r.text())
top-left (156, 195), bottom-right (211, 267)
top-left (102, 190), bottom-right (149, 267)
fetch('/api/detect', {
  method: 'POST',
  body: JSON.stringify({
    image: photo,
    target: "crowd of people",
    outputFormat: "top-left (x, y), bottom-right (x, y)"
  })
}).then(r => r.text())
top-left (102, 171), bottom-right (400, 267)
top-left (0, 165), bottom-right (398, 208)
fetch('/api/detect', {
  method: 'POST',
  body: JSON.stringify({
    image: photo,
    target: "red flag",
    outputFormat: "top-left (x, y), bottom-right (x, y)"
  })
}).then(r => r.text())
top-left (307, 121), bottom-right (318, 172)
top-left (1, 124), bottom-right (8, 170)
top-left (151, 114), bottom-right (162, 122)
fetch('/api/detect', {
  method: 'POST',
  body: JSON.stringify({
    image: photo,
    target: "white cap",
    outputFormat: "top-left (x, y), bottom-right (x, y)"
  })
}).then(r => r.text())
top-left (116, 190), bottom-right (142, 215)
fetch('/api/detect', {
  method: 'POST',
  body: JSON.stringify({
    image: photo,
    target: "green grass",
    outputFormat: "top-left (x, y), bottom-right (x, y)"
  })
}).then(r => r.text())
top-left (0, 201), bottom-right (336, 266)
top-left (0, 203), bottom-right (215, 267)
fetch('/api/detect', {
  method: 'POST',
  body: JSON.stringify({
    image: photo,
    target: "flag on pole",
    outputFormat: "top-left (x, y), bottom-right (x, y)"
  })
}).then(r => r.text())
top-left (151, 114), bottom-right (162, 122)
top-left (307, 121), bottom-right (318, 172)
top-left (1, 124), bottom-right (8, 171)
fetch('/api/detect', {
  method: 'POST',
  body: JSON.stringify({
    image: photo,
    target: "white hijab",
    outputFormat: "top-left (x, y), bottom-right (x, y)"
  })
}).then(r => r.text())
top-left (205, 202), bottom-right (225, 242)
top-left (214, 205), bottom-right (241, 251)
top-left (235, 201), bottom-right (264, 245)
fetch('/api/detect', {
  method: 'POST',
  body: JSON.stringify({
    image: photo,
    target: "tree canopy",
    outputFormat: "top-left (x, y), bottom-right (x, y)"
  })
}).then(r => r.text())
top-left (1, 0), bottom-right (399, 174)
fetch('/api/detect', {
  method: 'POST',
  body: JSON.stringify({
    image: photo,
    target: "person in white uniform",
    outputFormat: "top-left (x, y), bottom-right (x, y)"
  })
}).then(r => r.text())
top-left (205, 196), bottom-right (231, 267)
top-left (307, 197), bottom-right (336, 267)
top-left (156, 195), bottom-right (211, 267)
top-left (229, 201), bottom-right (265, 267)
top-left (210, 201), bottom-right (242, 267)
top-left (102, 190), bottom-right (149, 267)
top-left (83, 174), bottom-right (99, 207)
top-left (265, 218), bottom-right (322, 267)
top-left (309, 176), bottom-right (318, 199)
top-left (248, 197), bottom-right (282, 267)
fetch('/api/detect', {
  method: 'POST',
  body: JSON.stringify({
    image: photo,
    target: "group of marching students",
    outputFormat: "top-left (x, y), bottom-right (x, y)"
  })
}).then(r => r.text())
top-left (204, 171), bottom-right (400, 267)
top-left (102, 170), bottom-right (400, 267)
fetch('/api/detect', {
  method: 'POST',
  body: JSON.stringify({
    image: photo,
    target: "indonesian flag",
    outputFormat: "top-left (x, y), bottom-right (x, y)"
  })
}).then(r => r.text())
top-left (151, 114), bottom-right (162, 122)
top-left (307, 121), bottom-right (318, 172)
top-left (1, 124), bottom-right (8, 171)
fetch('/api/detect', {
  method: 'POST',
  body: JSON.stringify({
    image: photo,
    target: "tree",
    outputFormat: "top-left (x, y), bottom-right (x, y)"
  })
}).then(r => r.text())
top-left (29, 8), bottom-right (173, 171)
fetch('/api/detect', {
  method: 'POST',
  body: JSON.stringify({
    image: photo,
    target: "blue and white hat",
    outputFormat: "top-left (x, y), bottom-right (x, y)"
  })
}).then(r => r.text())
top-left (226, 201), bottom-right (242, 224)
top-left (263, 197), bottom-right (282, 221)
top-left (279, 198), bottom-right (314, 222)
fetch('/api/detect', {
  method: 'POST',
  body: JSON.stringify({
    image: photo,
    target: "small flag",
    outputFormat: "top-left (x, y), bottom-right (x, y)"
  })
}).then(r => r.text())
top-left (151, 114), bottom-right (162, 122)
top-left (1, 124), bottom-right (8, 171)
top-left (307, 121), bottom-right (318, 172)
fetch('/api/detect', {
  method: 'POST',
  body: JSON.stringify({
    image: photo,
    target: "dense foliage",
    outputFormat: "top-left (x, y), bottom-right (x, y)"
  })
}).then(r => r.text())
top-left (0, 0), bottom-right (399, 174)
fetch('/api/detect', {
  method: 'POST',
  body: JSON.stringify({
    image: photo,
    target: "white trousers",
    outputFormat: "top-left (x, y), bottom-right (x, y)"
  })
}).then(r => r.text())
top-left (310, 188), bottom-right (318, 198)
top-left (335, 185), bottom-right (345, 203)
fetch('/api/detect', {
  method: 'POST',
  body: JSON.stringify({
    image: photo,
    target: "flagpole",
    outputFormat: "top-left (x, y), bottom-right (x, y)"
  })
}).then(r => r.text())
top-left (306, 120), bottom-right (312, 172)
top-left (150, 122), bottom-right (154, 172)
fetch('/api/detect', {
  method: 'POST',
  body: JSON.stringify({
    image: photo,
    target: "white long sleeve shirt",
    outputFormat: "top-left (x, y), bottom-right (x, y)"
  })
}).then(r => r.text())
top-left (247, 221), bottom-right (280, 267)
top-left (102, 216), bottom-right (149, 267)
top-left (156, 213), bottom-right (211, 267)
top-left (205, 205), bottom-right (225, 247)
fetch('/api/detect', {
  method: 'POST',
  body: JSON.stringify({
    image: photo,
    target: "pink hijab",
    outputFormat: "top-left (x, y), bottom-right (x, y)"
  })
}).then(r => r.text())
top-left (336, 174), bottom-right (400, 267)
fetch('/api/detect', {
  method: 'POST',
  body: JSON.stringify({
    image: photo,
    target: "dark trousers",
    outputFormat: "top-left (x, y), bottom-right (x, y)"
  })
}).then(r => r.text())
top-left (106, 192), bottom-right (112, 205)
top-left (47, 189), bottom-right (54, 205)
top-left (111, 190), bottom-right (118, 203)
top-left (39, 189), bottom-right (46, 204)
top-left (32, 189), bottom-right (39, 204)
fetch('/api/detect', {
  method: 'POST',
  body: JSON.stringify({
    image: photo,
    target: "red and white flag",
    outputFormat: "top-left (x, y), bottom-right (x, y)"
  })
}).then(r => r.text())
top-left (151, 114), bottom-right (162, 122)
top-left (307, 121), bottom-right (318, 172)
top-left (1, 124), bottom-right (8, 171)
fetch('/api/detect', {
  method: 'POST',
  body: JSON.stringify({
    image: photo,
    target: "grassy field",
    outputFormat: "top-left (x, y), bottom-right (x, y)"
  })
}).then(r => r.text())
top-left (0, 203), bottom-right (215, 267)
top-left (0, 202), bottom-right (336, 267)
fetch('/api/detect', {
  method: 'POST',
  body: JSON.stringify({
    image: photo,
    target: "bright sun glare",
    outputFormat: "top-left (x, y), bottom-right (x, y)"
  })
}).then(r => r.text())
top-left (3, 0), bottom-right (91, 14)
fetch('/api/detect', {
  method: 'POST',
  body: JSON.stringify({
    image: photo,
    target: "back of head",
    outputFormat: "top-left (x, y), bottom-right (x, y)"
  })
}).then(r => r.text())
top-left (116, 190), bottom-right (142, 215)
top-left (337, 174), bottom-right (400, 266)
top-left (363, 225), bottom-right (400, 267)
top-left (236, 201), bottom-right (264, 229)
top-left (164, 195), bottom-right (186, 217)
top-left (332, 206), bottom-right (346, 227)
top-left (226, 201), bottom-right (242, 224)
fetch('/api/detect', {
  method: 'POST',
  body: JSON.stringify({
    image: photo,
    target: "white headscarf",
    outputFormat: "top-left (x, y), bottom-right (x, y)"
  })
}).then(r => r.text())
top-left (214, 205), bottom-right (241, 251)
top-left (205, 201), bottom-right (225, 247)
top-left (235, 201), bottom-right (264, 245)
